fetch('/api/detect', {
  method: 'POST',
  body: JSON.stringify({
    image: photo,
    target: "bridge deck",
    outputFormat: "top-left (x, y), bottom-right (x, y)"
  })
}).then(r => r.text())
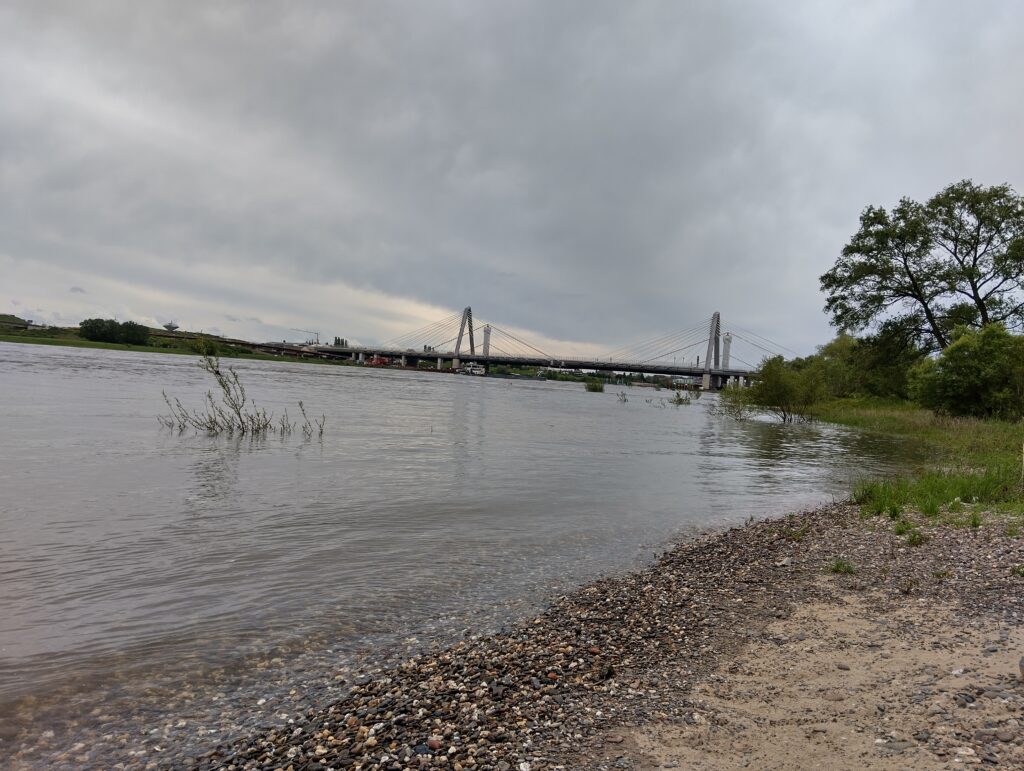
top-left (250, 343), bottom-right (754, 379)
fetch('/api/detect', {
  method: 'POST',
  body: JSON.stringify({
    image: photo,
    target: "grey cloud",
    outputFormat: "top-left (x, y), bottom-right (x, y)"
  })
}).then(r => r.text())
top-left (2, 1), bottom-right (1023, 353)
top-left (69, 286), bottom-right (86, 293)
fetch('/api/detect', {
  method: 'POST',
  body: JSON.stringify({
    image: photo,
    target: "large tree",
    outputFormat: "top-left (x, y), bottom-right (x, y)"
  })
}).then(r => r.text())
top-left (821, 180), bottom-right (1024, 350)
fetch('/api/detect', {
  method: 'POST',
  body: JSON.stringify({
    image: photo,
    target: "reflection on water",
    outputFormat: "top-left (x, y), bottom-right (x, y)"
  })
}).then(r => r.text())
top-left (0, 342), bottom-right (913, 764)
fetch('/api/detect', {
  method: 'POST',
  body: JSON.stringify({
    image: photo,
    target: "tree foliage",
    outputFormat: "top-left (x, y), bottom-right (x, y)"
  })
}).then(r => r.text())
top-left (821, 180), bottom-right (1024, 351)
top-left (796, 326), bottom-right (925, 401)
top-left (120, 321), bottom-right (150, 345)
top-left (909, 324), bottom-right (1024, 420)
top-left (720, 355), bottom-right (825, 422)
top-left (78, 318), bottom-right (150, 345)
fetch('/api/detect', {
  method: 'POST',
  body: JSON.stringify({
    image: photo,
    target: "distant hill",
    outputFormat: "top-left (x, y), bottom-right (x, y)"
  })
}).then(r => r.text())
top-left (0, 313), bottom-right (30, 326)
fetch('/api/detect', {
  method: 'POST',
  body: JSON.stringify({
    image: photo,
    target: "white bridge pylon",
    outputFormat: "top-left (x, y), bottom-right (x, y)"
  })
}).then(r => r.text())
top-left (452, 306), bottom-right (475, 370)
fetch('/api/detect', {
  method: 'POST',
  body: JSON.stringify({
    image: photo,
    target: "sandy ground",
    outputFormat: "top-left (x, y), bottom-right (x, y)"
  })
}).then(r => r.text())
top-left (624, 591), bottom-right (1024, 770)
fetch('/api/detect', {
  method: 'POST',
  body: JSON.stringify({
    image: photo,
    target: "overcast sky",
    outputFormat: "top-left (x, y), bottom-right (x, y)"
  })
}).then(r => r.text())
top-left (3, 1), bottom-right (1023, 355)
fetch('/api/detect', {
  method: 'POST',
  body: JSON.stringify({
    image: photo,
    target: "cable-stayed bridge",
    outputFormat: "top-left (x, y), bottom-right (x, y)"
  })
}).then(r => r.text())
top-left (257, 308), bottom-right (791, 388)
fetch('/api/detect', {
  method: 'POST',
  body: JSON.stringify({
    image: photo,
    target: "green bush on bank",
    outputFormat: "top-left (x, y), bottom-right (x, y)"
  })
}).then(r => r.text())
top-left (79, 318), bottom-right (150, 346)
top-left (909, 324), bottom-right (1024, 420)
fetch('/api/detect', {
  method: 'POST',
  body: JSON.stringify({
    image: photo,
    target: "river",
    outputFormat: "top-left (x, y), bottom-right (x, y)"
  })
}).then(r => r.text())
top-left (0, 342), bottom-right (907, 766)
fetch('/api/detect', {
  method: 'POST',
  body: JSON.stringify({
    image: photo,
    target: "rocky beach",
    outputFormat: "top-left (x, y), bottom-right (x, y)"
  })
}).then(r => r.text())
top-left (44, 501), bottom-right (1015, 771)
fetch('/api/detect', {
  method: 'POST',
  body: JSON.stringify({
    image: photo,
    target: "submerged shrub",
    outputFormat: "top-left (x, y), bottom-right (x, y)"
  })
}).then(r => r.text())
top-left (719, 355), bottom-right (825, 423)
top-left (159, 355), bottom-right (325, 438)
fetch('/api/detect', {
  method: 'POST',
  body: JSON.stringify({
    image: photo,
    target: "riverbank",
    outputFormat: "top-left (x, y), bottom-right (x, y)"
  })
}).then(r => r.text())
top-left (6, 504), bottom-right (1022, 770)
top-left (0, 334), bottom-right (364, 367)
top-left (136, 499), bottom-right (1017, 771)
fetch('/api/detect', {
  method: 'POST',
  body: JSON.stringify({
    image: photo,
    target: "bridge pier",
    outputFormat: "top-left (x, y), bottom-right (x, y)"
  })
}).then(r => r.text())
top-left (400, 355), bottom-right (407, 367)
top-left (358, 352), bottom-right (365, 363)
top-left (437, 357), bottom-right (443, 371)
top-left (452, 357), bottom-right (460, 371)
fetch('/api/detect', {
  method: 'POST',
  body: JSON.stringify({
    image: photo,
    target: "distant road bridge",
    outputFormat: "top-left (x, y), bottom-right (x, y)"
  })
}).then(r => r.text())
top-left (253, 309), bottom-right (788, 389)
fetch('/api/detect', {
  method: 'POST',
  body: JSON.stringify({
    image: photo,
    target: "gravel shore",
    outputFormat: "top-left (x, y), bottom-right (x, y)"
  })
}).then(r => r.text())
top-left (181, 503), bottom-right (1024, 771)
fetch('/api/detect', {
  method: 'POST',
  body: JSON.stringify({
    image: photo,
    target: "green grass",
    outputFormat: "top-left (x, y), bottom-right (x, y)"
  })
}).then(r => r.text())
top-left (1012, 565), bottom-right (1024, 577)
top-left (0, 334), bottom-right (197, 354)
top-left (783, 521), bottom-right (812, 542)
top-left (823, 398), bottom-right (1024, 521)
top-left (828, 557), bottom-right (856, 574)
top-left (893, 518), bottom-right (913, 535)
top-left (905, 529), bottom-right (927, 546)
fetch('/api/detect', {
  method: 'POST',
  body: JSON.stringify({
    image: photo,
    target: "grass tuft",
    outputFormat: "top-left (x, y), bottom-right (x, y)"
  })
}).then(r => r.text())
top-left (828, 557), bottom-right (856, 575)
top-left (905, 529), bottom-right (927, 546)
top-left (893, 519), bottom-right (913, 535)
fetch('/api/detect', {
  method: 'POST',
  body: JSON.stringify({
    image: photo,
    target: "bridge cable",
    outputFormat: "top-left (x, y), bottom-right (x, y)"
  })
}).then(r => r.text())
top-left (729, 332), bottom-right (785, 358)
top-left (482, 323), bottom-right (552, 359)
top-left (604, 322), bottom-right (709, 360)
top-left (728, 325), bottom-right (799, 357)
top-left (383, 311), bottom-right (465, 348)
top-left (609, 328), bottom-right (708, 363)
top-left (636, 338), bottom-right (709, 366)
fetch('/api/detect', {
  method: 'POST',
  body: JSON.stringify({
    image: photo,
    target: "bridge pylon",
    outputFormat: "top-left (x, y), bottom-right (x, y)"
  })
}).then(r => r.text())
top-left (452, 306), bottom-right (474, 370)
top-left (702, 312), bottom-right (721, 390)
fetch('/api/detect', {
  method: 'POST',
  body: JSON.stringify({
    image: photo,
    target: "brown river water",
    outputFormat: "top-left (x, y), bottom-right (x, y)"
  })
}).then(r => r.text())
top-left (0, 342), bottom-right (911, 766)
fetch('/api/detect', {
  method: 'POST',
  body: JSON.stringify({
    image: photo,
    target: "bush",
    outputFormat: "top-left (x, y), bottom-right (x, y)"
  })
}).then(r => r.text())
top-left (584, 380), bottom-right (605, 393)
top-left (78, 318), bottom-right (150, 345)
top-left (120, 321), bottom-right (149, 345)
top-left (191, 337), bottom-right (220, 356)
top-left (910, 324), bottom-right (1024, 419)
top-left (79, 318), bottom-right (124, 343)
top-left (720, 355), bottom-right (825, 422)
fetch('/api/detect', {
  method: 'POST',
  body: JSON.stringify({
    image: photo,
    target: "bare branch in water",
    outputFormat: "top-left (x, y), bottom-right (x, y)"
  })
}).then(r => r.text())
top-left (157, 356), bottom-right (326, 438)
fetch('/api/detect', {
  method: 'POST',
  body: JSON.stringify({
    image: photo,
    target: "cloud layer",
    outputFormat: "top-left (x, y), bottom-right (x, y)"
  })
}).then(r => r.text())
top-left (3, 1), bottom-right (1023, 353)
